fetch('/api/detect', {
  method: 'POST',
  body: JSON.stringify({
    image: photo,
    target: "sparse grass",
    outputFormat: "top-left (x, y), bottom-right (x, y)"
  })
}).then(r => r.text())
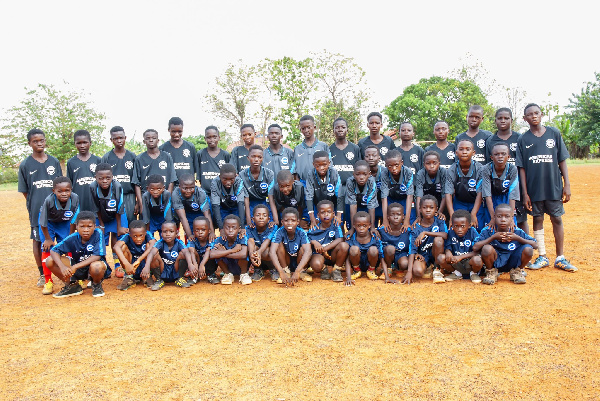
top-left (0, 182), bottom-right (18, 191)
top-left (567, 158), bottom-right (600, 165)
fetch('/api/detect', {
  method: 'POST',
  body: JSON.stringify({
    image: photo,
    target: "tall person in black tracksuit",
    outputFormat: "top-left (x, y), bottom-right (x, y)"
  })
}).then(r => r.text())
top-left (66, 130), bottom-right (102, 212)
top-left (197, 126), bottom-right (231, 193)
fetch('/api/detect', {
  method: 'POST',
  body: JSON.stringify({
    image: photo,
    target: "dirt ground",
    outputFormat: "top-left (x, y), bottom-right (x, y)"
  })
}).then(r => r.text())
top-left (1, 165), bottom-right (598, 401)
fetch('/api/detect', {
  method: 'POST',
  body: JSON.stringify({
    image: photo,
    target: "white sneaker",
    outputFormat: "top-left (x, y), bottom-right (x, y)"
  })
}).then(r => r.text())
top-left (432, 269), bottom-right (445, 284)
top-left (221, 273), bottom-right (234, 285)
top-left (240, 273), bottom-right (252, 285)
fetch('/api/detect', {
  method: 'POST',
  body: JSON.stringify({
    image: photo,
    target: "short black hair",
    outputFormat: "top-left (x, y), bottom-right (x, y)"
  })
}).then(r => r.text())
top-left (333, 117), bottom-right (347, 127)
top-left (420, 194), bottom-right (438, 208)
top-left (367, 112), bottom-right (382, 122)
top-left (223, 214), bottom-right (241, 226)
top-left (168, 117), bottom-right (184, 129)
top-left (423, 150), bottom-right (440, 161)
top-left (387, 202), bottom-right (404, 215)
top-left (495, 203), bottom-right (513, 213)
top-left (94, 162), bottom-right (112, 175)
top-left (400, 121), bottom-right (414, 129)
top-left (220, 163), bottom-right (237, 176)
top-left (178, 173), bottom-right (195, 184)
top-left (491, 142), bottom-right (510, 153)
top-left (434, 120), bottom-right (448, 128)
top-left (277, 169), bottom-right (293, 182)
top-left (110, 126), bottom-right (125, 134)
top-left (317, 200), bottom-right (334, 211)
top-left (354, 160), bottom-right (369, 170)
top-left (353, 211), bottom-right (371, 223)
top-left (299, 115), bottom-right (315, 123)
top-left (468, 105), bottom-right (484, 114)
top-left (129, 220), bottom-right (146, 230)
top-left (53, 176), bottom-right (72, 188)
top-left (281, 207), bottom-right (299, 220)
top-left (75, 211), bottom-right (96, 225)
top-left (267, 124), bottom-right (282, 132)
top-left (27, 128), bottom-right (45, 141)
top-left (457, 138), bottom-right (475, 149)
top-left (364, 145), bottom-right (380, 154)
top-left (143, 129), bottom-right (158, 138)
top-left (524, 103), bottom-right (541, 114)
top-left (240, 123), bottom-right (255, 132)
top-left (385, 149), bottom-right (402, 161)
top-left (73, 129), bottom-right (91, 142)
top-left (313, 150), bottom-right (329, 160)
top-left (248, 144), bottom-right (263, 154)
top-left (161, 220), bottom-right (177, 229)
top-left (451, 209), bottom-right (472, 224)
top-left (147, 174), bottom-right (165, 185)
top-left (495, 108), bottom-right (513, 118)
top-left (193, 216), bottom-right (210, 226)
top-left (205, 125), bottom-right (219, 135)
top-left (252, 204), bottom-right (269, 215)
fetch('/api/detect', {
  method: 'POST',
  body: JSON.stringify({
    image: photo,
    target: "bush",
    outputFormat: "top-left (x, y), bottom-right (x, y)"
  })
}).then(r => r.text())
top-left (0, 167), bottom-right (18, 184)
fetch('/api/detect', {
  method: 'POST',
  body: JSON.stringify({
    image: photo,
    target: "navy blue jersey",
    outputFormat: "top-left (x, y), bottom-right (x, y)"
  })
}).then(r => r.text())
top-left (153, 238), bottom-right (187, 266)
top-left (357, 135), bottom-right (396, 166)
top-left (346, 233), bottom-right (384, 258)
top-left (262, 145), bottom-right (294, 178)
top-left (307, 223), bottom-right (343, 247)
top-left (377, 226), bottom-right (410, 255)
top-left (197, 149), bottom-right (231, 193)
top-left (172, 186), bottom-right (210, 214)
top-left (102, 149), bottom-right (137, 194)
top-left (246, 225), bottom-right (277, 248)
top-left (159, 140), bottom-right (198, 182)
top-left (119, 231), bottom-right (154, 257)
top-left (52, 228), bottom-right (105, 263)
top-left (18, 154), bottom-right (62, 227)
top-left (409, 216), bottom-right (447, 255)
top-left (425, 142), bottom-right (456, 170)
top-left (210, 235), bottom-right (248, 251)
top-left (230, 145), bottom-right (251, 173)
top-left (189, 238), bottom-right (210, 257)
top-left (240, 166), bottom-right (275, 201)
top-left (39, 193), bottom-right (80, 227)
top-left (90, 180), bottom-right (125, 223)
top-left (272, 227), bottom-right (309, 257)
top-left (486, 132), bottom-right (521, 165)
top-left (141, 191), bottom-right (173, 224)
top-left (445, 226), bottom-right (478, 256)
top-left (475, 227), bottom-right (535, 255)
top-left (131, 151), bottom-right (177, 193)
top-left (329, 141), bottom-right (361, 185)
top-left (66, 154), bottom-right (102, 212)
top-left (398, 143), bottom-right (425, 175)
top-left (454, 130), bottom-right (493, 164)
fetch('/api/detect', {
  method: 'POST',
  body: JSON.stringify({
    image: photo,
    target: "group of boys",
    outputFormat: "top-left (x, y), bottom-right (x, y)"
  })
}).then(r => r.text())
top-left (18, 104), bottom-right (576, 297)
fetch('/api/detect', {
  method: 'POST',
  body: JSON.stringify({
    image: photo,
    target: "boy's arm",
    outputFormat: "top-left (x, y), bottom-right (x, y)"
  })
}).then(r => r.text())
top-left (228, 245), bottom-right (247, 259)
top-left (519, 169), bottom-right (531, 210)
top-left (135, 185), bottom-right (143, 215)
top-left (113, 240), bottom-right (133, 273)
top-left (473, 233), bottom-right (498, 252)
top-left (368, 209), bottom-right (378, 236)
top-left (322, 237), bottom-right (342, 252)
top-left (137, 239), bottom-right (157, 263)
top-left (445, 194), bottom-right (455, 219)
top-left (244, 197), bottom-right (251, 227)
top-left (213, 204), bottom-right (223, 230)
top-left (69, 223), bottom-right (76, 234)
top-left (268, 241), bottom-right (285, 274)
top-left (70, 255), bottom-right (101, 271)
top-left (403, 195), bottom-right (413, 230)
top-left (257, 239), bottom-right (271, 255)
top-left (402, 254), bottom-right (415, 284)
top-left (176, 209), bottom-right (193, 239)
top-left (423, 230), bottom-right (448, 240)
top-left (50, 249), bottom-right (72, 277)
top-left (471, 192), bottom-right (483, 228)
top-left (558, 160), bottom-right (571, 203)
top-left (269, 197), bottom-right (280, 226)
top-left (237, 201), bottom-right (246, 227)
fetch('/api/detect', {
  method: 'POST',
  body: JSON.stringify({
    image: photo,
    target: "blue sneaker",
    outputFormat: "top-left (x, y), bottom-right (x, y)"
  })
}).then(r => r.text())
top-left (554, 257), bottom-right (578, 272)
top-left (527, 256), bottom-right (550, 270)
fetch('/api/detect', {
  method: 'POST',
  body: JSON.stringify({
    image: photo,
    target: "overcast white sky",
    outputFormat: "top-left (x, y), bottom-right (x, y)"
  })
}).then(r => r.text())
top-left (1, 0), bottom-right (598, 142)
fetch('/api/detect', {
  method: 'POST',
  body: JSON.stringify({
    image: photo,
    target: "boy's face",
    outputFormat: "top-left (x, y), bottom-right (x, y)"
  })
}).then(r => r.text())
top-left (452, 217), bottom-right (469, 237)
top-left (241, 127), bottom-right (256, 146)
top-left (129, 227), bottom-right (148, 246)
top-left (364, 148), bottom-right (380, 168)
top-left (495, 207), bottom-right (513, 231)
top-left (148, 182), bottom-right (165, 199)
top-left (267, 127), bottom-right (282, 146)
top-left (387, 207), bottom-right (404, 227)
top-left (75, 135), bottom-right (91, 155)
top-left (205, 130), bottom-right (220, 148)
top-left (168, 124), bottom-right (184, 141)
top-left (367, 116), bottom-right (382, 135)
top-left (161, 223), bottom-right (178, 243)
top-left (353, 216), bottom-right (371, 236)
top-left (385, 156), bottom-right (402, 176)
top-left (143, 132), bottom-right (158, 149)
top-left (53, 182), bottom-right (72, 203)
top-left (222, 219), bottom-right (240, 241)
top-left (96, 170), bottom-right (113, 190)
top-left (28, 134), bottom-right (46, 153)
top-left (456, 141), bottom-right (475, 163)
top-left (399, 123), bottom-right (414, 141)
top-left (278, 178), bottom-right (293, 196)
top-left (491, 145), bottom-right (509, 168)
top-left (252, 207), bottom-right (269, 228)
top-left (76, 219), bottom-right (96, 241)
top-left (110, 131), bottom-right (126, 149)
top-left (220, 172), bottom-right (236, 189)
top-left (193, 220), bottom-right (210, 241)
top-left (420, 199), bottom-right (438, 219)
top-left (299, 120), bottom-right (315, 139)
top-left (281, 213), bottom-right (299, 234)
top-left (434, 123), bottom-right (449, 141)
top-left (495, 111), bottom-right (512, 131)
top-left (423, 155), bottom-right (440, 176)
top-left (524, 106), bottom-right (543, 127)
top-left (317, 204), bottom-right (334, 225)
top-left (354, 165), bottom-right (370, 186)
top-left (248, 149), bottom-right (263, 168)
top-left (467, 110), bottom-right (484, 130)
top-left (334, 121), bottom-right (347, 140)
top-left (313, 157), bottom-right (329, 177)
top-left (179, 180), bottom-right (195, 198)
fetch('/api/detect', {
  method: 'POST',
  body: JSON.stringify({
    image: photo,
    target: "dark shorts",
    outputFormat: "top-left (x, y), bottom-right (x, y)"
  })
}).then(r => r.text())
top-left (71, 258), bottom-right (111, 281)
top-left (358, 248), bottom-right (380, 272)
top-left (414, 250), bottom-right (434, 266)
top-left (30, 226), bottom-right (41, 241)
top-left (217, 257), bottom-right (242, 275)
top-left (160, 262), bottom-right (179, 282)
top-left (494, 244), bottom-right (533, 272)
top-left (131, 255), bottom-right (147, 280)
top-left (531, 200), bottom-right (564, 218)
top-left (394, 251), bottom-right (409, 267)
top-left (515, 200), bottom-right (528, 224)
top-left (451, 258), bottom-right (472, 275)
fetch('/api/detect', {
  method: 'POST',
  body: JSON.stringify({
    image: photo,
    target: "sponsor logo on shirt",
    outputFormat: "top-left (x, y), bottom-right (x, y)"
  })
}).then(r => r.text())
top-left (362, 195), bottom-right (368, 203)
top-left (142, 244), bottom-right (146, 251)
top-left (508, 243), bottom-right (516, 251)
top-left (73, 167), bottom-right (80, 172)
top-left (86, 244), bottom-right (94, 251)
top-left (398, 242), bottom-right (405, 249)
top-left (290, 198), bottom-right (297, 206)
top-left (143, 164), bottom-right (151, 169)
top-left (282, 157), bottom-right (289, 165)
top-left (170, 251), bottom-right (179, 258)
top-left (90, 164), bottom-right (97, 172)
top-left (528, 155), bottom-right (554, 164)
top-left (260, 183), bottom-right (268, 190)
top-left (346, 152), bottom-right (355, 160)
top-left (77, 177), bottom-right (96, 186)
top-left (546, 139), bottom-right (555, 149)
top-left (47, 166), bottom-right (56, 175)
top-left (114, 174), bottom-right (131, 183)
top-left (468, 179), bottom-right (476, 187)
top-left (502, 180), bottom-right (510, 189)
top-left (477, 139), bottom-right (485, 148)
top-left (329, 231), bottom-right (335, 238)
top-left (108, 199), bottom-right (117, 208)
top-left (447, 151), bottom-right (455, 160)
top-left (525, 144), bottom-right (534, 149)
top-left (230, 195), bottom-right (237, 201)
top-left (410, 154), bottom-right (418, 163)
top-left (376, 182), bottom-right (381, 189)
top-left (400, 184), bottom-right (407, 192)
top-left (452, 237), bottom-right (458, 244)
top-left (174, 162), bottom-right (190, 170)
top-left (183, 149), bottom-right (191, 158)
top-left (159, 161), bottom-right (167, 169)
top-left (30, 170), bottom-right (37, 175)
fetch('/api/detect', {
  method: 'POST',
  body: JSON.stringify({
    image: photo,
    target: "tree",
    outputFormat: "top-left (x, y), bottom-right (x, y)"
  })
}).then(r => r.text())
top-left (566, 72), bottom-right (600, 157)
top-left (383, 76), bottom-right (494, 141)
top-left (1, 83), bottom-right (106, 167)
top-left (503, 86), bottom-right (528, 131)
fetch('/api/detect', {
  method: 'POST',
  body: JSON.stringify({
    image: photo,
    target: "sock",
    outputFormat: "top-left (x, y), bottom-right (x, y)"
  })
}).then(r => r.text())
top-left (113, 253), bottom-right (121, 267)
top-left (453, 270), bottom-right (462, 277)
top-left (368, 267), bottom-right (375, 271)
top-left (37, 265), bottom-right (44, 275)
top-left (556, 255), bottom-right (565, 261)
top-left (352, 266), bottom-right (360, 272)
top-left (533, 229), bottom-right (546, 256)
top-left (150, 267), bottom-right (161, 281)
top-left (41, 251), bottom-right (52, 283)
top-left (178, 260), bottom-right (188, 279)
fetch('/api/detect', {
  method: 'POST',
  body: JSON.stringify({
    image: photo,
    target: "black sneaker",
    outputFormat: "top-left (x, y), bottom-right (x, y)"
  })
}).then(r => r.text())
top-left (91, 282), bottom-right (105, 297)
top-left (270, 269), bottom-right (280, 282)
top-left (321, 267), bottom-right (332, 280)
top-left (53, 282), bottom-right (84, 298)
top-left (117, 276), bottom-right (136, 291)
top-left (251, 269), bottom-right (265, 282)
top-left (207, 273), bottom-right (220, 284)
top-left (332, 268), bottom-right (343, 282)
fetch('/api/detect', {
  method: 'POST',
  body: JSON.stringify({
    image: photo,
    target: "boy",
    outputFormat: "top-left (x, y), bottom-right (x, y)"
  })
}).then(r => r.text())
top-left (269, 208), bottom-right (312, 286)
top-left (210, 163), bottom-right (247, 230)
top-left (473, 204), bottom-right (537, 285)
top-left (481, 143), bottom-right (519, 228)
top-left (426, 121), bottom-right (456, 170)
top-left (397, 122), bottom-right (425, 175)
top-left (345, 161), bottom-right (378, 234)
top-left (241, 145), bottom-right (275, 222)
top-left (159, 117), bottom-right (199, 184)
top-left (18, 128), bottom-right (62, 286)
top-left (378, 203), bottom-right (410, 279)
top-left (188, 216), bottom-right (220, 284)
top-left (291, 115), bottom-right (329, 186)
top-left (102, 126), bottom-right (137, 223)
top-left (46, 211), bottom-right (109, 298)
top-left (364, 145), bottom-right (389, 225)
top-left (112, 220), bottom-right (157, 290)
top-left (454, 105), bottom-right (492, 164)
top-left (172, 173), bottom-right (214, 241)
top-left (90, 163), bottom-right (128, 276)
top-left (437, 209), bottom-right (482, 283)
top-left (38, 177), bottom-right (80, 294)
top-left (305, 150), bottom-right (344, 229)
top-left (246, 204), bottom-right (277, 281)
top-left (402, 195), bottom-right (448, 284)
top-left (144, 221), bottom-right (195, 290)
top-left (380, 149), bottom-right (414, 230)
top-left (197, 125), bottom-right (231, 193)
top-left (414, 151), bottom-right (447, 221)
top-left (262, 124), bottom-right (294, 178)
top-left (208, 215), bottom-right (251, 285)
top-left (141, 175), bottom-right (173, 236)
top-left (269, 170), bottom-right (308, 229)
top-left (132, 129), bottom-right (177, 215)
top-left (307, 200), bottom-right (349, 282)
top-left (329, 117), bottom-right (361, 195)
top-left (358, 112), bottom-right (396, 163)
top-left (66, 129), bottom-right (102, 212)
top-left (230, 123), bottom-right (256, 172)
top-left (516, 103), bottom-right (576, 271)
top-left (345, 211), bottom-right (395, 285)
top-left (444, 139), bottom-right (484, 230)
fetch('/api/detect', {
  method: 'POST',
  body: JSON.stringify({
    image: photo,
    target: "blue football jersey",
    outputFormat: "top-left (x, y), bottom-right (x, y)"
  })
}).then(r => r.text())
top-left (52, 228), bottom-right (105, 264)
top-left (409, 217), bottom-right (447, 255)
top-left (119, 231), bottom-right (154, 257)
top-left (445, 227), bottom-right (478, 256)
top-left (246, 225), bottom-right (277, 247)
top-left (475, 227), bottom-right (535, 255)
top-left (346, 233), bottom-right (384, 258)
top-left (272, 227), bottom-right (309, 257)
top-left (153, 238), bottom-right (187, 265)
top-left (377, 226), bottom-right (410, 255)
top-left (307, 223), bottom-right (343, 247)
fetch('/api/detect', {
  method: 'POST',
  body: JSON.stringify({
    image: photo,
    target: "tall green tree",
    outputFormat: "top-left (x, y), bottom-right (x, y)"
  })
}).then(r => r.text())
top-left (567, 72), bottom-right (600, 157)
top-left (1, 83), bottom-right (106, 167)
top-left (383, 76), bottom-right (494, 141)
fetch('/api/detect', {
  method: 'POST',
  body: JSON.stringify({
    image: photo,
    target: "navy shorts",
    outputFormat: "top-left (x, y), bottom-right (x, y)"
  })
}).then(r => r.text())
top-left (531, 200), bottom-right (564, 218)
top-left (160, 262), bottom-right (179, 282)
top-left (414, 250), bottom-right (434, 266)
top-left (131, 255), bottom-right (147, 280)
top-left (217, 257), bottom-right (242, 275)
top-left (494, 244), bottom-right (533, 272)
top-left (40, 221), bottom-right (71, 246)
top-left (358, 248), bottom-right (380, 272)
top-left (100, 214), bottom-right (129, 246)
top-left (71, 258), bottom-right (111, 281)
top-left (394, 251), bottom-right (409, 268)
top-left (515, 200), bottom-right (528, 224)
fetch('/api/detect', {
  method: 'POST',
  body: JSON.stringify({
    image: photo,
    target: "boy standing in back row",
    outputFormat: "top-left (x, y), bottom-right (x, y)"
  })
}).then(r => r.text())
top-left (454, 105), bottom-right (492, 164)
top-left (67, 130), bottom-right (102, 212)
top-left (197, 126), bottom-right (231, 193)
top-left (358, 112), bottom-right (396, 164)
top-left (159, 117), bottom-right (199, 184)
